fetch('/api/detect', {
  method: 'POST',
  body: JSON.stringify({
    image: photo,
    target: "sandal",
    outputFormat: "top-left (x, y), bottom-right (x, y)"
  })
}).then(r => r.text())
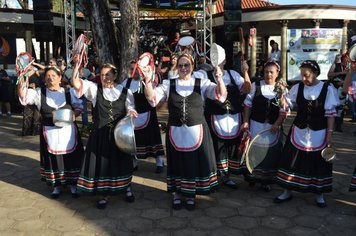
top-left (185, 198), bottom-right (196, 211)
top-left (172, 198), bottom-right (182, 210)
top-left (97, 198), bottom-right (108, 209)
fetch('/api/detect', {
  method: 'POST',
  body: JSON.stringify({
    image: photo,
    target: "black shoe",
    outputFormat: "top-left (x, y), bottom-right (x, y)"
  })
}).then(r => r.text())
top-left (316, 200), bottom-right (327, 208)
top-left (51, 192), bottom-right (61, 199)
top-left (97, 199), bottom-right (108, 209)
top-left (125, 192), bottom-right (135, 203)
top-left (261, 184), bottom-right (271, 192)
top-left (155, 166), bottom-right (164, 174)
top-left (223, 179), bottom-right (238, 189)
top-left (273, 195), bottom-right (293, 204)
top-left (185, 199), bottom-right (196, 211)
top-left (172, 198), bottom-right (182, 210)
top-left (133, 165), bottom-right (138, 172)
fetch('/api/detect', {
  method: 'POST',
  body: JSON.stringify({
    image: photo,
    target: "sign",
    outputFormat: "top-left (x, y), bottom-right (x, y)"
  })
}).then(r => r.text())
top-left (287, 51), bottom-right (338, 81)
top-left (288, 28), bottom-right (342, 51)
top-left (0, 34), bottom-right (17, 65)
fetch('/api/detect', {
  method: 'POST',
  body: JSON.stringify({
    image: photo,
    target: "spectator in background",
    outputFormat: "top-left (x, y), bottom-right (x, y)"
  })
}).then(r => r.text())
top-left (196, 53), bottom-right (213, 72)
top-left (56, 57), bottom-right (67, 74)
top-left (0, 64), bottom-right (12, 117)
top-left (167, 53), bottom-right (179, 80)
top-left (167, 31), bottom-right (180, 54)
top-left (22, 61), bottom-right (45, 136)
top-left (269, 42), bottom-right (281, 64)
top-left (327, 54), bottom-right (350, 132)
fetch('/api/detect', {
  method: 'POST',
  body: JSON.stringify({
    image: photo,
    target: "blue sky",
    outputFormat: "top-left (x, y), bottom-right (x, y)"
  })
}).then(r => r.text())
top-left (271, 0), bottom-right (355, 6)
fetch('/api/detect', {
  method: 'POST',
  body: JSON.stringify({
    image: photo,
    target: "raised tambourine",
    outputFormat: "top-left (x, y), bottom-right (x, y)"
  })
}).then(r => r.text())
top-left (178, 36), bottom-right (195, 47)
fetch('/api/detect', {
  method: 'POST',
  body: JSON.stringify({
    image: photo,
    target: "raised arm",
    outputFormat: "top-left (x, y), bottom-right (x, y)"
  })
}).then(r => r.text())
top-left (71, 54), bottom-right (82, 93)
top-left (214, 66), bottom-right (227, 100)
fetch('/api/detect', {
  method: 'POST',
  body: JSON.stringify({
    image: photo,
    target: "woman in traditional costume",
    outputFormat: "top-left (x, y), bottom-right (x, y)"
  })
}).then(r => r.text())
top-left (242, 61), bottom-right (288, 191)
top-left (142, 53), bottom-right (227, 210)
top-left (71, 55), bottom-right (138, 209)
top-left (274, 60), bottom-right (339, 208)
top-left (18, 66), bottom-right (84, 198)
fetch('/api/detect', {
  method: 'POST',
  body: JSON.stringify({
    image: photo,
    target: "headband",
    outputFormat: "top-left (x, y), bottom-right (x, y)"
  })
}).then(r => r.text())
top-left (264, 60), bottom-right (280, 71)
top-left (300, 60), bottom-right (320, 76)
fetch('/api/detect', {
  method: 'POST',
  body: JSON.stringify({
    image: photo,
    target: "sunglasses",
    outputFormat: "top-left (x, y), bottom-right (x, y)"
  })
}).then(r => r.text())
top-left (178, 63), bottom-right (190, 69)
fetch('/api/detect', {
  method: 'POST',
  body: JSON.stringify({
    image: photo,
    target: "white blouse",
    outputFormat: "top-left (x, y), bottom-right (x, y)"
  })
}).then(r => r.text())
top-left (287, 81), bottom-right (340, 151)
top-left (75, 79), bottom-right (135, 112)
top-left (244, 80), bottom-right (290, 139)
top-left (20, 87), bottom-right (83, 112)
top-left (149, 74), bottom-right (226, 107)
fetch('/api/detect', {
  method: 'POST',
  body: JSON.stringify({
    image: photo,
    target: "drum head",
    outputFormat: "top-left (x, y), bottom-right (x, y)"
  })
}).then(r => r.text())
top-left (178, 36), bottom-right (195, 47)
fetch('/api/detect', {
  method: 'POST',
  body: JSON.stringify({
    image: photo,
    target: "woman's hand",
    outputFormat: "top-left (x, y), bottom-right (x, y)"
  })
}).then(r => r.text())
top-left (128, 110), bottom-right (138, 118)
top-left (241, 60), bottom-right (249, 74)
top-left (271, 123), bottom-right (280, 133)
top-left (241, 122), bottom-right (249, 131)
top-left (141, 66), bottom-right (154, 83)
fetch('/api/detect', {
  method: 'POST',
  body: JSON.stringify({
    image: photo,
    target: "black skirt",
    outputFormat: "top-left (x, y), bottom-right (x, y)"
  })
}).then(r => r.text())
top-left (77, 125), bottom-right (133, 195)
top-left (22, 105), bottom-right (41, 136)
top-left (276, 128), bottom-right (333, 194)
top-left (205, 114), bottom-right (245, 176)
top-left (134, 110), bottom-right (165, 159)
top-left (166, 123), bottom-right (218, 198)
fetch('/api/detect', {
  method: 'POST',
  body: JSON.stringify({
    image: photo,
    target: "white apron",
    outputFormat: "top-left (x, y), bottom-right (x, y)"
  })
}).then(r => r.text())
top-left (43, 123), bottom-right (77, 155)
top-left (169, 124), bottom-right (203, 152)
top-left (134, 111), bottom-right (150, 130)
top-left (211, 113), bottom-right (241, 139)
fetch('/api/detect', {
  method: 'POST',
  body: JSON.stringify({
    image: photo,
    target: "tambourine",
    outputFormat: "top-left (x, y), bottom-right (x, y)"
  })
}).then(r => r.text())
top-left (131, 52), bottom-right (155, 82)
top-left (73, 34), bottom-right (89, 68)
top-left (210, 43), bottom-right (226, 67)
top-left (15, 52), bottom-right (35, 86)
top-left (176, 36), bottom-right (203, 59)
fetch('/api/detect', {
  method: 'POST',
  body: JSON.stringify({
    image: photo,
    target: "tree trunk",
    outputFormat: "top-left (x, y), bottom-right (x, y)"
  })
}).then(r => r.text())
top-left (118, 0), bottom-right (140, 81)
top-left (84, 0), bottom-right (120, 73)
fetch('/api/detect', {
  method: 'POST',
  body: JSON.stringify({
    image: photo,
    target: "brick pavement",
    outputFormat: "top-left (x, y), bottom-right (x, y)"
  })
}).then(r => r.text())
top-left (0, 113), bottom-right (355, 236)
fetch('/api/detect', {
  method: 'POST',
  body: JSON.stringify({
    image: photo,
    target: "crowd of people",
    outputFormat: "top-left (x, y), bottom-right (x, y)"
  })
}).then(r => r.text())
top-left (11, 35), bottom-right (356, 211)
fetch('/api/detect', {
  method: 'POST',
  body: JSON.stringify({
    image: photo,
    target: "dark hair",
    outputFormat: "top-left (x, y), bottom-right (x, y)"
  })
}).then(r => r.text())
top-left (300, 60), bottom-right (320, 77)
top-left (44, 66), bottom-right (62, 76)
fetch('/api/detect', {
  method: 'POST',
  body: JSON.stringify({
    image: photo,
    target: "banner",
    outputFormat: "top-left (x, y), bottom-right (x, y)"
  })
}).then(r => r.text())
top-left (288, 28), bottom-right (342, 51)
top-left (0, 34), bottom-right (17, 65)
top-left (287, 51), bottom-right (338, 81)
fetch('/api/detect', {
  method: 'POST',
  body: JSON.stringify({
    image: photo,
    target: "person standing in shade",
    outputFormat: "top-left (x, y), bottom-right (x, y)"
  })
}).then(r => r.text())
top-left (274, 60), bottom-right (339, 208)
top-left (0, 65), bottom-right (12, 117)
top-left (18, 66), bottom-right (84, 198)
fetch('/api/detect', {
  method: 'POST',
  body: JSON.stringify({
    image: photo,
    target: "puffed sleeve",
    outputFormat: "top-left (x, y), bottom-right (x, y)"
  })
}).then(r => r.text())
top-left (125, 88), bottom-right (136, 112)
top-left (200, 76), bottom-right (227, 102)
top-left (285, 83), bottom-right (299, 110)
top-left (149, 79), bottom-right (169, 107)
top-left (280, 87), bottom-right (291, 115)
top-left (325, 84), bottom-right (340, 117)
top-left (73, 79), bottom-right (98, 103)
top-left (19, 87), bottom-right (42, 110)
top-left (69, 88), bottom-right (84, 114)
top-left (243, 82), bottom-right (257, 108)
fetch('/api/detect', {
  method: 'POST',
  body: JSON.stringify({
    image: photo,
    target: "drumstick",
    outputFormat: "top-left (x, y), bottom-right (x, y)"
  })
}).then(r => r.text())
top-left (239, 27), bottom-right (252, 94)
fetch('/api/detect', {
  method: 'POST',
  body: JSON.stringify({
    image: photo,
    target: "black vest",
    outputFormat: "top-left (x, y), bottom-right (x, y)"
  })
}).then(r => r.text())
top-left (250, 80), bottom-right (280, 124)
top-left (205, 70), bottom-right (242, 115)
top-left (40, 88), bottom-right (72, 126)
top-left (168, 79), bottom-right (205, 126)
top-left (93, 85), bottom-right (128, 129)
top-left (293, 82), bottom-right (328, 130)
top-left (125, 78), bottom-right (153, 113)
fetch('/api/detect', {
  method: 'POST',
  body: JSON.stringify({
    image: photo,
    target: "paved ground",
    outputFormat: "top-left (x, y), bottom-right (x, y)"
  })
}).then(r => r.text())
top-left (0, 111), bottom-right (355, 236)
